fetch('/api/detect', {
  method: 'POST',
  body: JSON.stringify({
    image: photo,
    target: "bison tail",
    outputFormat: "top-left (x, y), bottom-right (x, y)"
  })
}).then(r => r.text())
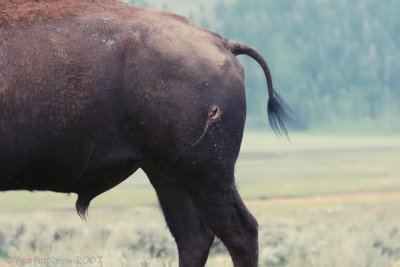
top-left (225, 39), bottom-right (291, 137)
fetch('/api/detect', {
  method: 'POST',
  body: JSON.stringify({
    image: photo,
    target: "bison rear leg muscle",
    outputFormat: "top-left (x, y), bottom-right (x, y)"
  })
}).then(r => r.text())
top-left (179, 170), bottom-right (258, 267)
top-left (143, 167), bottom-right (215, 267)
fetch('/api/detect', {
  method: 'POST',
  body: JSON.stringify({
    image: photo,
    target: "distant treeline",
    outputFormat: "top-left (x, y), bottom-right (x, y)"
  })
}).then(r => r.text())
top-left (133, 0), bottom-right (400, 133)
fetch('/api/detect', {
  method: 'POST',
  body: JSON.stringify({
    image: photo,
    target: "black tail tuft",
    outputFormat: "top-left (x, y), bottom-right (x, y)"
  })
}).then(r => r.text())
top-left (267, 91), bottom-right (291, 138)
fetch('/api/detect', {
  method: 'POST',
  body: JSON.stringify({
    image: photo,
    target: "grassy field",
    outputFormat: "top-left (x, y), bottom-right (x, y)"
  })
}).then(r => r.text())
top-left (0, 133), bottom-right (399, 267)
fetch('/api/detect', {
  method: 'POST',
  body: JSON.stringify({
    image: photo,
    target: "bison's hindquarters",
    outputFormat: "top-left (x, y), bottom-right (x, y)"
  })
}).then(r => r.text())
top-left (134, 67), bottom-right (258, 267)
top-left (120, 14), bottom-right (259, 266)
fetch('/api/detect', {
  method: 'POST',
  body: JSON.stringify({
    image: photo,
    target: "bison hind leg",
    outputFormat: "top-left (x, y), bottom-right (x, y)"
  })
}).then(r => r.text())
top-left (76, 195), bottom-right (92, 221)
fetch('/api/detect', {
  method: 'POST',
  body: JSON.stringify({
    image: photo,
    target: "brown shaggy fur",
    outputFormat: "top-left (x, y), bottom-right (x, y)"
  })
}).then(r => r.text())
top-left (0, 2), bottom-right (287, 266)
top-left (0, 0), bottom-right (143, 29)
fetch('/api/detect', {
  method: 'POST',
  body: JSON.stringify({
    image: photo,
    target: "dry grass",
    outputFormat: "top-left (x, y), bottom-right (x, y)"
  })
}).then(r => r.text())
top-left (0, 133), bottom-right (400, 266)
top-left (1, 192), bottom-right (400, 267)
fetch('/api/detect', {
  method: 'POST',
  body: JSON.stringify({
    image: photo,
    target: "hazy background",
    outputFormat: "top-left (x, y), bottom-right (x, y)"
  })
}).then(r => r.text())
top-left (134, 0), bottom-right (400, 133)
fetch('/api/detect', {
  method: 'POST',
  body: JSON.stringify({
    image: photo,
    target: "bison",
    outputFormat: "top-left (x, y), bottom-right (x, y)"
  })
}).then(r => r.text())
top-left (0, 0), bottom-right (290, 266)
